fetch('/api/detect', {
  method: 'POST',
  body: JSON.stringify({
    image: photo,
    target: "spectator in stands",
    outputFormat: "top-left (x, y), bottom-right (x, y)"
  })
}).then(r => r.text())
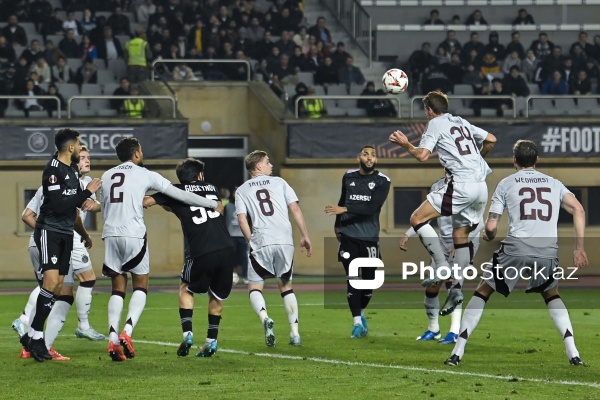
top-left (542, 46), bottom-right (566, 78)
top-left (331, 41), bottom-right (351, 70)
top-left (216, 5), bottom-right (233, 29)
top-left (584, 58), bottom-right (600, 81)
top-left (521, 49), bottom-right (539, 82)
top-left (463, 63), bottom-right (485, 94)
top-left (306, 43), bottom-right (322, 72)
top-left (435, 46), bottom-right (450, 65)
top-left (81, 9), bottom-right (96, 36)
top-left (276, 30), bottom-right (296, 57)
top-left (51, 56), bottom-right (73, 83)
top-left (111, 77), bottom-right (130, 110)
top-left (63, 11), bottom-right (83, 37)
top-left (2, 15), bottom-right (27, 47)
top-left (315, 55), bottom-right (338, 85)
top-left (570, 44), bottom-right (588, 73)
top-left (279, 7), bottom-right (300, 33)
top-left (506, 31), bottom-right (526, 60)
top-left (108, 6), bottom-right (132, 37)
top-left (480, 52), bottom-right (500, 75)
top-left (502, 50), bottom-right (521, 75)
top-left (125, 29), bottom-right (151, 84)
top-left (421, 66), bottom-right (453, 95)
top-left (290, 45), bottom-right (309, 72)
top-left (272, 53), bottom-right (298, 91)
top-left (74, 57), bottom-right (98, 88)
top-left (484, 31), bottom-right (506, 61)
top-left (137, 0), bottom-right (156, 28)
top-left (230, 50), bottom-right (251, 81)
top-left (593, 35), bottom-right (600, 64)
top-left (512, 9), bottom-right (535, 25)
top-left (21, 39), bottom-right (42, 68)
top-left (262, 12), bottom-right (279, 36)
top-left (16, 79), bottom-right (44, 117)
top-left (29, 0), bottom-right (53, 32)
top-left (201, 45), bottom-right (229, 81)
top-left (309, 17), bottom-right (332, 47)
top-left (233, 29), bottom-right (254, 59)
top-left (461, 32), bottom-right (485, 63)
top-left (463, 49), bottom-right (482, 69)
top-left (439, 30), bottom-right (462, 56)
top-left (357, 81), bottom-right (375, 109)
top-left (561, 57), bottom-right (574, 83)
top-left (122, 84), bottom-right (145, 118)
top-left (408, 42), bottom-right (436, 91)
top-left (173, 62), bottom-right (197, 81)
top-left (293, 26), bottom-right (310, 54)
top-left (502, 66), bottom-right (530, 98)
top-left (255, 58), bottom-right (273, 84)
top-left (43, 83), bottom-right (65, 117)
top-left (175, 35), bottom-right (189, 59)
top-left (42, 40), bottom-right (64, 67)
top-left (465, 10), bottom-right (488, 26)
top-left (255, 31), bottom-right (275, 61)
top-left (530, 32), bottom-right (554, 61)
top-left (439, 52), bottom-right (463, 84)
top-left (339, 56), bottom-right (365, 88)
top-left (0, 63), bottom-right (18, 115)
top-left (301, 86), bottom-right (327, 118)
top-left (246, 17), bottom-right (265, 44)
top-left (41, 9), bottom-right (64, 39)
top-left (29, 70), bottom-right (42, 86)
top-left (291, 82), bottom-right (308, 113)
top-left (570, 69), bottom-right (592, 95)
top-left (486, 78), bottom-right (512, 116)
top-left (189, 20), bottom-right (208, 58)
top-left (14, 56), bottom-right (30, 85)
top-left (31, 56), bottom-right (52, 84)
top-left (570, 31), bottom-right (594, 59)
top-left (451, 15), bottom-right (461, 25)
top-left (80, 35), bottom-right (98, 61)
top-left (423, 9), bottom-right (444, 25)
top-left (59, 29), bottom-right (82, 59)
top-left (542, 70), bottom-right (568, 95)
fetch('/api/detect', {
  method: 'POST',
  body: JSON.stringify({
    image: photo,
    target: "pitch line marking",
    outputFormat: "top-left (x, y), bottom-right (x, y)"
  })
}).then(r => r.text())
top-left (136, 339), bottom-right (600, 389)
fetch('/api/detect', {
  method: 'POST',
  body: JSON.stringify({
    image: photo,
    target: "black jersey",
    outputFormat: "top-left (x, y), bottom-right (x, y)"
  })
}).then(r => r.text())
top-left (335, 169), bottom-right (391, 241)
top-left (152, 181), bottom-right (233, 258)
top-left (36, 157), bottom-right (92, 235)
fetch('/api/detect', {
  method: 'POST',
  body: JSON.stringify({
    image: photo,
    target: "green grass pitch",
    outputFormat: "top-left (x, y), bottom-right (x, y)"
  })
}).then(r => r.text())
top-left (1, 284), bottom-right (598, 399)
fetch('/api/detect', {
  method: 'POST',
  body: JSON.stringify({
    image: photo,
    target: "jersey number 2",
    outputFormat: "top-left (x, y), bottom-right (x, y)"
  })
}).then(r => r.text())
top-left (110, 173), bottom-right (125, 203)
top-left (191, 195), bottom-right (220, 224)
top-left (519, 187), bottom-right (552, 221)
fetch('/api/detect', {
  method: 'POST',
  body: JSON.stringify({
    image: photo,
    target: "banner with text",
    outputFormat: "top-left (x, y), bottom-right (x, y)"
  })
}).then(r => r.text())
top-left (288, 122), bottom-right (600, 158)
top-left (0, 124), bottom-right (187, 160)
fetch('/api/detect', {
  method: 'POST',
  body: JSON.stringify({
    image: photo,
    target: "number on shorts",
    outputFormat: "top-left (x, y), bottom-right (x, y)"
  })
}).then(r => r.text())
top-left (256, 189), bottom-right (274, 216)
top-left (190, 194), bottom-right (220, 224)
top-left (450, 126), bottom-right (478, 156)
top-left (366, 246), bottom-right (378, 258)
top-left (519, 187), bottom-right (552, 221)
top-left (110, 173), bottom-right (125, 203)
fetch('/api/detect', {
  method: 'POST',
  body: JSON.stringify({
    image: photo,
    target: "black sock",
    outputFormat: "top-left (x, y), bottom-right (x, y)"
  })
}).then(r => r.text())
top-left (30, 288), bottom-right (55, 332)
top-left (179, 308), bottom-right (193, 333)
top-left (347, 282), bottom-right (362, 317)
top-left (207, 314), bottom-right (221, 340)
top-left (360, 289), bottom-right (373, 310)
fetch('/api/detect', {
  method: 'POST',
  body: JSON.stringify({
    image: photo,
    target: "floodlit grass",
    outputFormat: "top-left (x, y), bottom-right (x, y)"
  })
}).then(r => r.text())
top-left (1, 286), bottom-right (598, 399)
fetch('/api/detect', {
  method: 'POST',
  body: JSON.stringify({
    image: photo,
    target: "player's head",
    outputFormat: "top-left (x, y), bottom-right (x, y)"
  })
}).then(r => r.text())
top-left (245, 150), bottom-right (272, 176)
top-left (176, 158), bottom-right (205, 183)
top-left (116, 137), bottom-right (143, 165)
top-left (55, 128), bottom-right (82, 164)
top-left (513, 139), bottom-right (538, 168)
top-left (357, 145), bottom-right (377, 174)
top-left (422, 91), bottom-right (449, 119)
top-left (78, 145), bottom-right (91, 175)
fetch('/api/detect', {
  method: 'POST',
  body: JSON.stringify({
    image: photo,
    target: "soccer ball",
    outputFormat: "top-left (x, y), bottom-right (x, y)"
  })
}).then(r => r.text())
top-left (382, 68), bottom-right (409, 94)
top-left (232, 272), bottom-right (240, 285)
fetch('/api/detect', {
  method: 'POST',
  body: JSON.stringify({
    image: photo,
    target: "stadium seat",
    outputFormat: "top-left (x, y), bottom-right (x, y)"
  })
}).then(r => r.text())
top-left (453, 84), bottom-right (474, 96)
top-left (89, 99), bottom-right (111, 110)
top-left (297, 72), bottom-right (314, 86)
top-left (28, 110), bottom-right (49, 118)
top-left (327, 85), bottom-right (348, 96)
top-left (102, 83), bottom-right (120, 95)
top-left (93, 59), bottom-right (107, 70)
top-left (346, 108), bottom-right (368, 117)
top-left (97, 70), bottom-right (115, 84)
top-left (108, 59), bottom-right (127, 80)
top-left (56, 83), bottom-right (79, 98)
top-left (314, 85), bottom-right (326, 96)
top-left (349, 85), bottom-right (364, 96)
top-left (96, 109), bottom-right (119, 117)
top-left (81, 84), bottom-right (102, 95)
top-left (554, 98), bottom-right (575, 114)
top-left (337, 99), bottom-right (358, 109)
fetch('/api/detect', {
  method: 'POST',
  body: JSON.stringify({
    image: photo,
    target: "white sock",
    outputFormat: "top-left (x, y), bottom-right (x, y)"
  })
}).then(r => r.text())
top-left (415, 224), bottom-right (448, 268)
top-left (27, 306), bottom-right (36, 338)
top-left (183, 330), bottom-right (192, 340)
top-left (32, 330), bottom-right (43, 340)
top-left (76, 286), bottom-right (93, 331)
top-left (547, 296), bottom-right (579, 359)
top-left (20, 286), bottom-right (41, 328)
top-left (424, 293), bottom-right (440, 333)
top-left (108, 294), bottom-right (124, 345)
top-left (353, 316), bottom-right (362, 325)
top-left (452, 245), bottom-right (471, 289)
top-left (250, 290), bottom-right (269, 321)
top-left (449, 302), bottom-right (462, 334)
top-left (282, 291), bottom-right (299, 336)
top-left (452, 294), bottom-right (487, 359)
top-left (45, 299), bottom-right (72, 349)
top-left (124, 289), bottom-right (147, 337)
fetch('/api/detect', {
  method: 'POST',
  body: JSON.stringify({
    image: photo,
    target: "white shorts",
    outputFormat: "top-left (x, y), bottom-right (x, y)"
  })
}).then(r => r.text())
top-left (248, 244), bottom-right (294, 283)
top-left (64, 244), bottom-right (93, 286)
top-left (427, 180), bottom-right (488, 228)
top-left (103, 236), bottom-right (150, 276)
top-left (29, 246), bottom-right (43, 282)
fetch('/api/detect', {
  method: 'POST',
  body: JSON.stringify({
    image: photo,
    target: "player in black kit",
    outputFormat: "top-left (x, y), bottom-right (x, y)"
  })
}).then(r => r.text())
top-left (25, 128), bottom-right (102, 362)
top-left (143, 158), bottom-right (234, 358)
top-left (325, 145), bottom-right (391, 339)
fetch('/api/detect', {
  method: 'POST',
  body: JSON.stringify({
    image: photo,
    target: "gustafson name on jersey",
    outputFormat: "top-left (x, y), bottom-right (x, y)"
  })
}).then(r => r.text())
top-left (184, 184), bottom-right (216, 192)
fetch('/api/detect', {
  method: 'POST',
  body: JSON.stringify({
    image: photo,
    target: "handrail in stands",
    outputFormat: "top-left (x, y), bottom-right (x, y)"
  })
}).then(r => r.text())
top-left (524, 95), bottom-right (600, 118)
top-left (67, 96), bottom-right (177, 119)
top-left (410, 95), bottom-right (517, 118)
top-left (150, 59), bottom-right (252, 82)
top-left (295, 95), bottom-right (401, 118)
top-left (0, 96), bottom-right (62, 118)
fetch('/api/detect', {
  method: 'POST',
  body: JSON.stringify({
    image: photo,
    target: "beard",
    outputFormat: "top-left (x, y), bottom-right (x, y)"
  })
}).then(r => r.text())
top-left (360, 161), bottom-right (375, 173)
top-left (71, 154), bottom-right (80, 164)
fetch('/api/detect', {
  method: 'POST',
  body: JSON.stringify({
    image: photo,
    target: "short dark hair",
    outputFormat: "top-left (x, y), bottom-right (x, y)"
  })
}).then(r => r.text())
top-left (55, 128), bottom-right (80, 152)
top-left (176, 158), bottom-right (205, 184)
top-left (245, 150), bottom-right (268, 172)
top-left (115, 137), bottom-right (140, 162)
top-left (513, 139), bottom-right (538, 167)
top-left (359, 145), bottom-right (376, 155)
top-left (422, 91), bottom-right (449, 114)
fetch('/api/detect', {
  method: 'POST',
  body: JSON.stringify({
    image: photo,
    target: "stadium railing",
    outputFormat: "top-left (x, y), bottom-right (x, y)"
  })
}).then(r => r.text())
top-left (149, 59), bottom-right (252, 82)
top-left (294, 95), bottom-right (401, 118)
top-left (67, 95), bottom-right (177, 119)
top-left (410, 95), bottom-right (517, 118)
top-left (0, 95), bottom-right (62, 118)
top-left (524, 95), bottom-right (600, 117)
top-left (321, 0), bottom-right (373, 67)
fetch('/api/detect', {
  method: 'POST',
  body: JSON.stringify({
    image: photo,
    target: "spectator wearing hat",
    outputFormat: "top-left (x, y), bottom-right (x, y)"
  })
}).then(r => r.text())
top-left (484, 31), bottom-right (506, 61)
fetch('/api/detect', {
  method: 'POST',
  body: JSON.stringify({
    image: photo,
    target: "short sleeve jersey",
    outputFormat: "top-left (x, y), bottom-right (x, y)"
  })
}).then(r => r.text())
top-left (152, 182), bottom-right (233, 258)
top-left (26, 187), bottom-right (44, 247)
top-left (489, 169), bottom-right (572, 258)
top-left (100, 161), bottom-right (171, 239)
top-left (235, 175), bottom-right (298, 249)
top-left (418, 113), bottom-right (492, 182)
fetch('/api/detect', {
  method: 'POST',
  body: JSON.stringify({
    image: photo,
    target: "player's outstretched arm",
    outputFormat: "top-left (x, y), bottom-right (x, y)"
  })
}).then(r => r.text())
top-left (21, 208), bottom-right (37, 230)
top-left (289, 202), bottom-right (312, 257)
top-left (162, 184), bottom-right (219, 209)
top-left (389, 130), bottom-right (431, 161)
top-left (74, 210), bottom-right (92, 248)
top-left (483, 212), bottom-right (501, 241)
top-left (480, 132), bottom-right (497, 158)
top-left (561, 193), bottom-right (588, 268)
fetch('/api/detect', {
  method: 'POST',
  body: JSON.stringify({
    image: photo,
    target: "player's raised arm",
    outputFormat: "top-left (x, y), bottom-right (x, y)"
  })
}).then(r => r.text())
top-left (289, 202), bottom-right (312, 257)
top-left (561, 193), bottom-right (588, 268)
top-left (480, 132), bottom-right (497, 158)
top-left (389, 130), bottom-right (432, 162)
top-left (161, 184), bottom-right (220, 210)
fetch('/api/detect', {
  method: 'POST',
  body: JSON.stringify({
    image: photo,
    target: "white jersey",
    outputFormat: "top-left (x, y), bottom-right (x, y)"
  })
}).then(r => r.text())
top-left (418, 113), bottom-right (492, 183)
top-left (235, 175), bottom-right (299, 249)
top-left (73, 175), bottom-right (96, 247)
top-left (100, 162), bottom-right (171, 239)
top-left (26, 187), bottom-right (44, 247)
top-left (489, 169), bottom-right (571, 258)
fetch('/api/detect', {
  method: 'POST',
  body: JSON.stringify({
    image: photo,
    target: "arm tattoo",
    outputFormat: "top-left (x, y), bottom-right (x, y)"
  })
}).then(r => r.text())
top-left (487, 212), bottom-right (501, 221)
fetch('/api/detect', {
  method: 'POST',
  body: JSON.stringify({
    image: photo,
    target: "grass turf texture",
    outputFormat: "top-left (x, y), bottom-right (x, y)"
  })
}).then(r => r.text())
top-left (1, 288), bottom-right (599, 399)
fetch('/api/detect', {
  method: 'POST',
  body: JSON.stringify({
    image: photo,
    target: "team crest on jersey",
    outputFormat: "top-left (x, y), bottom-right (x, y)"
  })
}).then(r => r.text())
top-left (82, 255), bottom-right (89, 263)
top-left (368, 182), bottom-right (375, 190)
top-left (51, 255), bottom-right (58, 264)
top-left (49, 175), bottom-right (58, 184)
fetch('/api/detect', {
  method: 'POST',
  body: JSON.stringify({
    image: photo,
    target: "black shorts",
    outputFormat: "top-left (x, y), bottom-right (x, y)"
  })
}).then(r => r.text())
top-left (338, 234), bottom-right (380, 279)
top-left (181, 247), bottom-right (235, 300)
top-left (33, 228), bottom-right (73, 276)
